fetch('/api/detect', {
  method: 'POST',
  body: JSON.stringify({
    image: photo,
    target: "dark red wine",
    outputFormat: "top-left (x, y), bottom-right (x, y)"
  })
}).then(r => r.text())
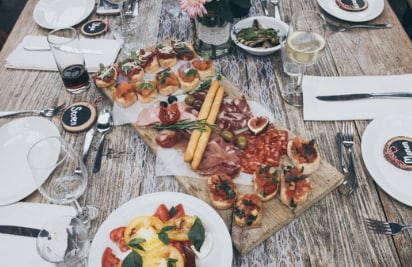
top-left (61, 64), bottom-right (90, 89)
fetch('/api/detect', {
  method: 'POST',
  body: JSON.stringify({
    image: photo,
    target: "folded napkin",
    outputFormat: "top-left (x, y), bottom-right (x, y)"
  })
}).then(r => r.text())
top-left (0, 202), bottom-right (76, 267)
top-left (303, 74), bottom-right (412, 121)
top-left (5, 35), bottom-right (121, 72)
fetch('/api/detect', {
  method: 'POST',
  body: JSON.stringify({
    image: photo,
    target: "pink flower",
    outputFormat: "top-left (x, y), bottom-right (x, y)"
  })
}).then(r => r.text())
top-left (178, 0), bottom-right (212, 19)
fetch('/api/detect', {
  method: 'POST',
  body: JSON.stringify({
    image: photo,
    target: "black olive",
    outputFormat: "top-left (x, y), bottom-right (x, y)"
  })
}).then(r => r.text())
top-left (160, 101), bottom-right (168, 107)
top-left (168, 95), bottom-right (178, 104)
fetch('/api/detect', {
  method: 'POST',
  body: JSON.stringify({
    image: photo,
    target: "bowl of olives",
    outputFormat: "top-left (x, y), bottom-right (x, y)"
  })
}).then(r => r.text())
top-left (231, 16), bottom-right (289, 56)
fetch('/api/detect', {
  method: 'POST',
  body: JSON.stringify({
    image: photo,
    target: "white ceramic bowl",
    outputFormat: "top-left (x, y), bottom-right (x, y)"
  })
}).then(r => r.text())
top-left (231, 16), bottom-right (289, 56)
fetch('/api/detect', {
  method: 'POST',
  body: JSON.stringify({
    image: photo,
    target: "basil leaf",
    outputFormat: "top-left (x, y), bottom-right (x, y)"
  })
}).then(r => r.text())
top-left (122, 250), bottom-right (142, 267)
top-left (185, 69), bottom-right (198, 77)
top-left (246, 215), bottom-right (257, 226)
top-left (158, 232), bottom-right (170, 244)
top-left (126, 238), bottom-right (146, 251)
top-left (138, 82), bottom-right (154, 90)
top-left (168, 206), bottom-right (177, 217)
top-left (167, 258), bottom-right (178, 267)
top-left (188, 217), bottom-right (205, 252)
top-left (160, 226), bottom-right (175, 233)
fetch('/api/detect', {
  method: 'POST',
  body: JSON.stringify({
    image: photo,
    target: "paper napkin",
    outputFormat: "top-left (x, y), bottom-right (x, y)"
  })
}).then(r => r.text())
top-left (5, 35), bottom-right (121, 72)
top-left (0, 202), bottom-right (76, 267)
top-left (303, 74), bottom-right (412, 121)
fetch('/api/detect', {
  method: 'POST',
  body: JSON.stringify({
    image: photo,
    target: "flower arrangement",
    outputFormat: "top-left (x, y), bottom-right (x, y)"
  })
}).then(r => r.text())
top-left (179, 0), bottom-right (251, 22)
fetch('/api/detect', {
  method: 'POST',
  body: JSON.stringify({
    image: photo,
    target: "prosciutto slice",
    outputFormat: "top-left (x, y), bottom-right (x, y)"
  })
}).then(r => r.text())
top-left (216, 96), bottom-right (252, 132)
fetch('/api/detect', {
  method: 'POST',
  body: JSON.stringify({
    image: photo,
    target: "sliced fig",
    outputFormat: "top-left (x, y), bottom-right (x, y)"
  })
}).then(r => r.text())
top-left (247, 116), bottom-right (269, 135)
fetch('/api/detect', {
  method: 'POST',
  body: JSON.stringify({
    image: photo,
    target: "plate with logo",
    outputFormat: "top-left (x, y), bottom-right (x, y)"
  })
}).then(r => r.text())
top-left (0, 117), bottom-right (60, 205)
top-left (362, 114), bottom-right (412, 206)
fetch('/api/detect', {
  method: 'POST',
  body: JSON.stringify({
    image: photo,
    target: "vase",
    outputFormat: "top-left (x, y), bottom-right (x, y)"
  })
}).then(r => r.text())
top-left (192, 10), bottom-right (231, 59)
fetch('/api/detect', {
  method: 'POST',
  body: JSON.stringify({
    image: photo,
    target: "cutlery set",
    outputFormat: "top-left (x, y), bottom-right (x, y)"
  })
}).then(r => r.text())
top-left (337, 124), bottom-right (358, 195)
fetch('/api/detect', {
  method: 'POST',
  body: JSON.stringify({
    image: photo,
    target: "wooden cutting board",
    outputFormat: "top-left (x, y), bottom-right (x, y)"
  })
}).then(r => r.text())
top-left (101, 75), bottom-right (344, 255)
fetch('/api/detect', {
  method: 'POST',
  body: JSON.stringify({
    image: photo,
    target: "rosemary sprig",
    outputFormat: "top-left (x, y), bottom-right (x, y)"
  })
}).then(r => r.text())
top-left (153, 119), bottom-right (216, 131)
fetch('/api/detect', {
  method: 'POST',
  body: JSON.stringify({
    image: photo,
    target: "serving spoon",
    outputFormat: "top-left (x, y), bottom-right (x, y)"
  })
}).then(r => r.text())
top-left (93, 109), bottom-right (113, 173)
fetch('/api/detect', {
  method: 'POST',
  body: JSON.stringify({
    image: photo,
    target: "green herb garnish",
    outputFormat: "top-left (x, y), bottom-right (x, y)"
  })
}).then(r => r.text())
top-left (125, 238), bottom-right (146, 251)
top-left (188, 217), bottom-right (205, 252)
top-left (121, 250), bottom-right (143, 267)
top-left (157, 226), bottom-right (175, 245)
top-left (138, 82), bottom-right (154, 90)
top-left (167, 258), bottom-right (178, 267)
top-left (153, 119), bottom-right (216, 131)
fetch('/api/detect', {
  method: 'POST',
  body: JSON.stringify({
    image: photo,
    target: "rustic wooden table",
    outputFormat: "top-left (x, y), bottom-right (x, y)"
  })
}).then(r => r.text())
top-left (0, 0), bottom-right (411, 266)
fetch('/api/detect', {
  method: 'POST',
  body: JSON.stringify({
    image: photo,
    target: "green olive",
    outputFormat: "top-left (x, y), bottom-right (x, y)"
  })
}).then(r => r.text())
top-left (220, 130), bottom-right (234, 142)
top-left (184, 95), bottom-right (195, 106)
top-left (236, 136), bottom-right (247, 150)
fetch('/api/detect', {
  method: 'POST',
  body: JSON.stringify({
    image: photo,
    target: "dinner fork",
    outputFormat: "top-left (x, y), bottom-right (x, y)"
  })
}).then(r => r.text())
top-left (365, 219), bottom-right (412, 235)
top-left (327, 21), bottom-right (392, 32)
top-left (0, 103), bottom-right (66, 118)
top-left (342, 123), bottom-right (358, 189)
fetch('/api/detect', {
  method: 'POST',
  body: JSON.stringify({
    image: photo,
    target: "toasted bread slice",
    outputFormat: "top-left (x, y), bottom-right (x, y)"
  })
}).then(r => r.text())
top-left (207, 174), bottom-right (238, 209)
top-left (233, 194), bottom-right (263, 229)
top-left (287, 137), bottom-right (321, 175)
top-left (253, 165), bottom-right (282, 201)
top-left (280, 167), bottom-right (312, 208)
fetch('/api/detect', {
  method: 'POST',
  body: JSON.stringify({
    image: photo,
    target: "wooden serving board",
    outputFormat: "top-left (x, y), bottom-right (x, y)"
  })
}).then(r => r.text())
top-left (100, 75), bottom-right (344, 255)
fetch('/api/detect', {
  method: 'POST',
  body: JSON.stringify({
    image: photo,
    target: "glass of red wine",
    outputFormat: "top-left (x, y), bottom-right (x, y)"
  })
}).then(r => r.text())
top-left (47, 27), bottom-right (91, 94)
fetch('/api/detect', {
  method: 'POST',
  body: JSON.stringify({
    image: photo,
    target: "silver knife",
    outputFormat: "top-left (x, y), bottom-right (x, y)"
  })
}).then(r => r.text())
top-left (82, 128), bottom-right (95, 163)
top-left (0, 225), bottom-right (41, 237)
top-left (316, 92), bottom-right (412, 101)
top-left (23, 46), bottom-right (103, 55)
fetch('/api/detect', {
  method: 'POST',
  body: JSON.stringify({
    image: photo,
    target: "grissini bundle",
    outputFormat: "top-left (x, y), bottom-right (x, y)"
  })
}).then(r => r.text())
top-left (184, 80), bottom-right (220, 163)
top-left (191, 86), bottom-right (225, 170)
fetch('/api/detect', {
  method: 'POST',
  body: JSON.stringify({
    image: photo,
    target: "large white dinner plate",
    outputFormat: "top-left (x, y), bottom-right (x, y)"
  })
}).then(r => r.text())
top-left (89, 192), bottom-right (233, 267)
top-left (0, 117), bottom-right (60, 206)
top-left (33, 0), bottom-right (95, 29)
top-left (317, 0), bottom-right (384, 22)
top-left (361, 114), bottom-right (412, 206)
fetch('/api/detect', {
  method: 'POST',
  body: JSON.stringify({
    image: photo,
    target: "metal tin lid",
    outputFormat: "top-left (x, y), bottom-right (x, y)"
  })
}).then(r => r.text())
top-left (80, 19), bottom-right (110, 36)
top-left (61, 102), bottom-right (97, 132)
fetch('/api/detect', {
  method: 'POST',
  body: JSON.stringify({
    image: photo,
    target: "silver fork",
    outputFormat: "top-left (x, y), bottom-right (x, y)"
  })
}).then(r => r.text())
top-left (342, 123), bottom-right (358, 189)
top-left (0, 103), bottom-right (66, 118)
top-left (365, 219), bottom-right (412, 235)
top-left (270, 0), bottom-right (281, 20)
top-left (327, 21), bottom-right (392, 32)
top-left (260, 0), bottom-right (269, 16)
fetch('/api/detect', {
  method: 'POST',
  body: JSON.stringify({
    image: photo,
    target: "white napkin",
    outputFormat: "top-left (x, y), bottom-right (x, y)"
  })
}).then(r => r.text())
top-left (5, 35), bottom-right (121, 72)
top-left (303, 74), bottom-right (412, 121)
top-left (0, 202), bottom-right (76, 267)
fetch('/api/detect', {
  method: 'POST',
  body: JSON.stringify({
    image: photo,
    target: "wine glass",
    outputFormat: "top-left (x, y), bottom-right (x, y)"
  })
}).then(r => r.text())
top-left (106, 0), bottom-right (128, 25)
top-left (27, 136), bottom-right (98, 227)
top-left (282, 10), bottom-right (327, 106)
top-left (37, 216), bottom-right (89, 267)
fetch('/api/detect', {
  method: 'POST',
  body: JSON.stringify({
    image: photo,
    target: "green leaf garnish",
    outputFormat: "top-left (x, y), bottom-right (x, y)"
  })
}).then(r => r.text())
top-left (125, 238), bottom-right (146, 251)
top-left (167, 258), bottom-right (178, 267)
top-left (157, 226), bottom-right (175, 245)
top-left (168, 206), bottom-right (177, 217)
top-left (153, 119), bottom-right (216, 131)
top-left (138, 82), bottom-right (154, 90)
top-left (246, 215), bottom-right (257, 226)
top-left (121, 250), bottom-right (143, 267)
top-left (185, 69), bottom-right (198, 77)
top-left (188, 217), bottom-right (205, 252)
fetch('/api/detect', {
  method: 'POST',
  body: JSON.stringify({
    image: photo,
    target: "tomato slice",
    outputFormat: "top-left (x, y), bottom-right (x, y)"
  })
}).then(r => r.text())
top-left (109, 227), bottom-right (130, 252)
top-left (153, 204), bottom-right (170, 223)
top-left (170, 203), bottom-right (185, 219)
top-left (159, 102), bottom-right (180, 126)
top-left (102, 247), bottom-right (121, 267)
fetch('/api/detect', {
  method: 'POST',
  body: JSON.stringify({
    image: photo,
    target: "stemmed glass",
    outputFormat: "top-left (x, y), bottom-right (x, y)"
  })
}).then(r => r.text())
top-left (27, 136), bottom-right (98, 227)
top-left (106, 0), bottom-right (128, 25)
top-left (282, 10), bottom-right (327, 106)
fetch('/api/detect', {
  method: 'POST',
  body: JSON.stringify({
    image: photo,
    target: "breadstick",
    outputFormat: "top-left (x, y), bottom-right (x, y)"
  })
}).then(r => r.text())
top-left (184, 80), bottom-right (220, 162)
top-left (191, 86), bottom-right (225, 170)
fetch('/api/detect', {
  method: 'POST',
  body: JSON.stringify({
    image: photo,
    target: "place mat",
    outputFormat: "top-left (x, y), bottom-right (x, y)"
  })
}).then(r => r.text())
top-left (303, 74), bottom-right (412, 121)
top-left (5, 35), bottom-right (121, 73)
top-left (0, 202), bottom-right (76, 267)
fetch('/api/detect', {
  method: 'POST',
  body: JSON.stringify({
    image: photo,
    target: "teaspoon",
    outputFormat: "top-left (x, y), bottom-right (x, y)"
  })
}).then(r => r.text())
top-left (93, 109), bottom-right (113, 173)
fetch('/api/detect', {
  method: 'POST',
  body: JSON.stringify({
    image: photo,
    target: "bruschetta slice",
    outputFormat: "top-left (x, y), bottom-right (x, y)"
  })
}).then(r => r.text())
top-left (287, 137), bottom-right (321, 175)
top-left (117, 59), bottom-right (144, 84)
top-left (135, 80), bottom-right (158, 104)
top-left (93, 64), bottom-right (118, 88)
top-left (253, 165), bottom-right (282, 201)
top-left (171, 40), bottom-right (195, 61)
top-left (156, 43), bottom-right (177, 68)
top-left (192, 58), bottom-right (215, 80)
top-left (156, 70), bottom-right (180, 96)
top-left (135, 49), bottom-right (159, 73)
top-left (280, 166), bottom-right (312, 208)
top-left (177, 62), bottom-right (200, 91)
top-left (113, 82), bottom-right (137, 108)
top-left (207, 174), bottom-right (238, 210)
top-left (233, 194), bottom-right (263, 229)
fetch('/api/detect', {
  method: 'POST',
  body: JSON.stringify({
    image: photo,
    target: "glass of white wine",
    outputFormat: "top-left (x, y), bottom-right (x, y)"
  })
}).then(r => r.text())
top-left (282, 10), bottom-right (326, 106)
top-left (27, 136), bottom-right (98, 228)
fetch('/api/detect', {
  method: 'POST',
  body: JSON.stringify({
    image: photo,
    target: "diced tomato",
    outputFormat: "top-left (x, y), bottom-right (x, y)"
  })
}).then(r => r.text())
top-left (170, 203), bottom-right (185, 219)
top-left (159, 102), bottom-right (180, 126)
top-left (153, 204), bottom-right (170, 223)
top-left (102, 247), bottom-right (121, 267)
top-left (109, 227), bottom-right (130, 252)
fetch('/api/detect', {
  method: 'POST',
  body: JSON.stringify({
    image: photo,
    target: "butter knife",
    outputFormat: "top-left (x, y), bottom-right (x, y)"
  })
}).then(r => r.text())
top-left (82, 128), bottom-right (95, 163)
top-left (0, 225), bottom-right (40, 237)
top-left (23, 46), bottom-right (103, 55)
top-left (316, 92), bottom-right (412, 101)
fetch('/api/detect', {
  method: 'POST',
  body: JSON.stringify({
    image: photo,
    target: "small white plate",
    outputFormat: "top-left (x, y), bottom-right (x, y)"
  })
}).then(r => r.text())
top-left (89, 192), bottom-right (233, 267)
top-left (317, 0), bottom-right (384, 22)
top-left (231, 16), bottom-right (288, 56)
top-left (0, 117), bottom-right (60, 206)
top-left (361, 114), bottom-right (412, 206)
top-left (33, 0), bottom-right (95, 30)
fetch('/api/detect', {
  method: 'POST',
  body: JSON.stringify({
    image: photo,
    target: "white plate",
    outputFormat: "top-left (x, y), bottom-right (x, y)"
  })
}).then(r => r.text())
top-left (89, 192), bottom-right (233, 267)
top-left (231, 16), bottom-right (289, 56)
top-left (317, 0), bottom-right (384, 22)
top-left (33, 0), bottom-right (95, 29)
top-left (0, 117), bottom-right (60, 206)
top-left (361, 114), bottom-right (412, 206)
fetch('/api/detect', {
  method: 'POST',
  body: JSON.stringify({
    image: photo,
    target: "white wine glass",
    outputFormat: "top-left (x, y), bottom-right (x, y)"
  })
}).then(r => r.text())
top-left (106, 0), bottom-right (128, 26)
top-left (27, 136), bottom-right (98, 228)
top-left (37, 216), bottom-right (89, 266)
top-left (282, 10), bottom-right (326, 106)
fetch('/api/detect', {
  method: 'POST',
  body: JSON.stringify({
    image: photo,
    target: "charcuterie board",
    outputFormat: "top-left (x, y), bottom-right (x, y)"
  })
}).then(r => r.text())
top-left (97, 41), bottom-right (344, 255)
